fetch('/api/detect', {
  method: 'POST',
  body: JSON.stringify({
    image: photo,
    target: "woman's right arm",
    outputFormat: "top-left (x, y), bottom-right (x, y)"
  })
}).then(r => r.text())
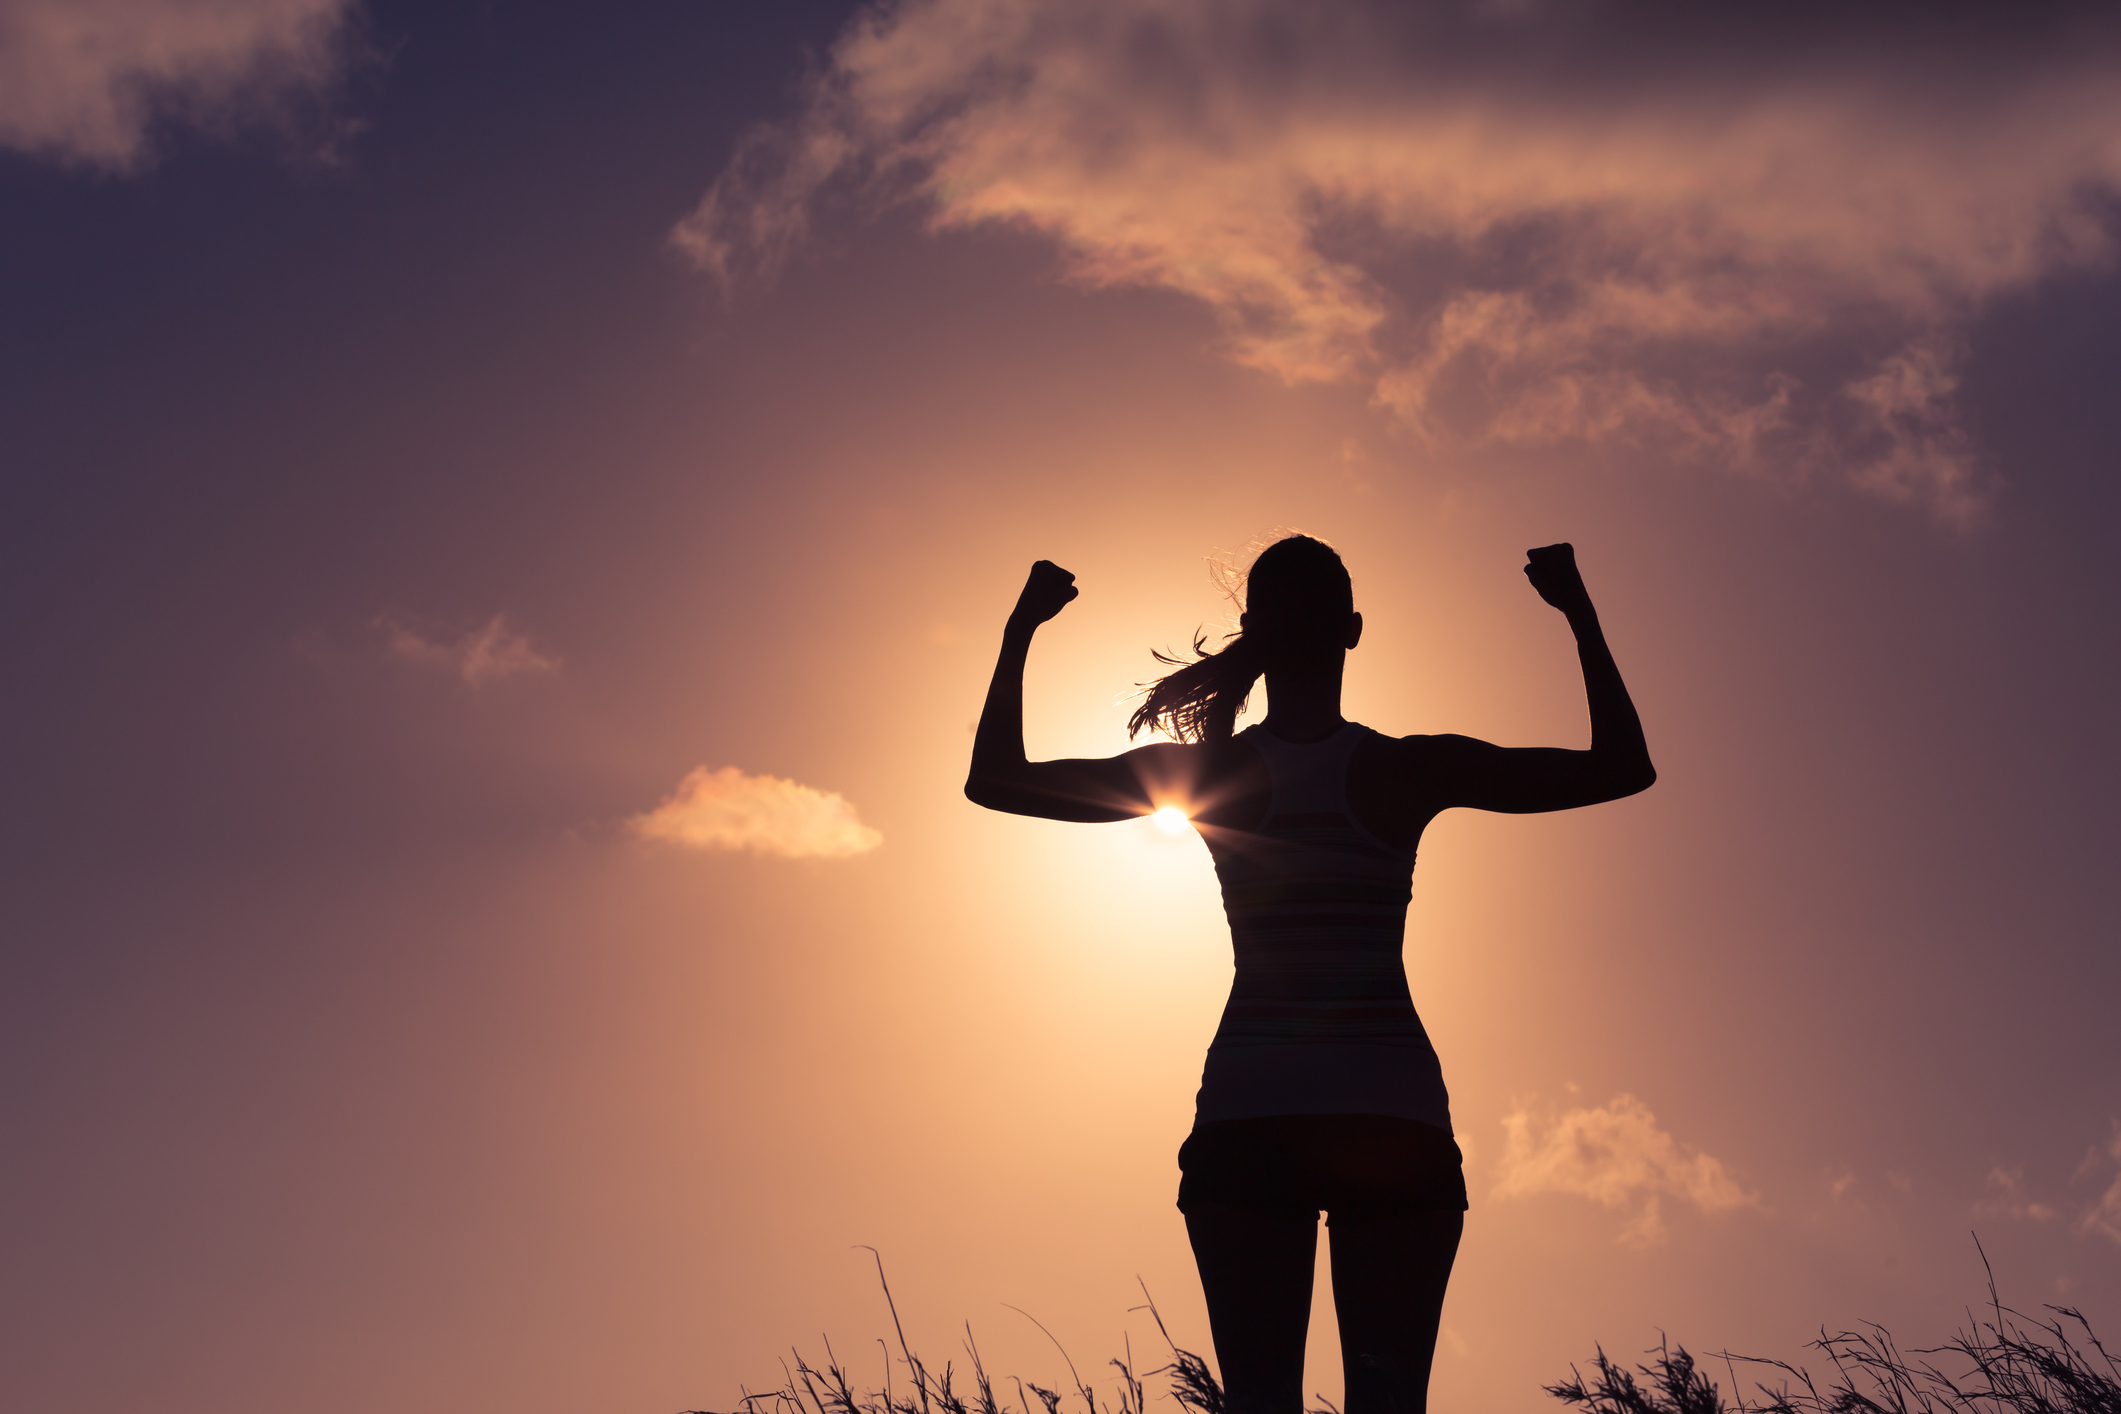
top-left (1412, 544), bottom-right (1656, 815)
top-left (964, 561), bottom-right (1181, 822)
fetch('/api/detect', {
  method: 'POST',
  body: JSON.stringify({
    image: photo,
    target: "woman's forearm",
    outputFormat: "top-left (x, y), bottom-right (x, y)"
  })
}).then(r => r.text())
top-left (1569, 606), bottom-right (1655, 791)
top-left (967, 616), bottom-right (1037, 794)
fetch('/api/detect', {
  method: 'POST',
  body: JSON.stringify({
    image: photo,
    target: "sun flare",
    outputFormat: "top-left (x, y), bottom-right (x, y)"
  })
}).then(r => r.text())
top-left (1152, 805), bottom-right (1191, 834)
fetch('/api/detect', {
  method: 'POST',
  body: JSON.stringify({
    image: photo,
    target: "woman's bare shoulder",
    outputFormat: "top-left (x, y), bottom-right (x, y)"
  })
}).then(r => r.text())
top-left (1179, 734), bottom-right (1270, 831)
top-left (1352, 730), bottom-right (1504, 797)
top-left (1362, 730), bottom-right (1497, 758)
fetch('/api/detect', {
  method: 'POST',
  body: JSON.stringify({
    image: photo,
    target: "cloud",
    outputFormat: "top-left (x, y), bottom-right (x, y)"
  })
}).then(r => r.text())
top-left (2076, 1123), bottom-right (2121, 1246)
top-left (1977, 1166), bottom-right (2059, 1224)
top-left (628, 766), bottom-right (884, 860)
top-left (0, 0), bottom-right (356, 169)
top-left (1492, 1093), bottom-right (1756, 1244)
top-left (378, 614), bottom-right (560, 685)
top-left (677, 0), bottom-right (2121, 522)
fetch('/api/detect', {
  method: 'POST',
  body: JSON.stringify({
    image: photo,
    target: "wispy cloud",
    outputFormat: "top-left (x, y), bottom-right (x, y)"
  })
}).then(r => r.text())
top-left (2076, 1123), bottom-right (2121, 1246)
top-left (377, 614), bottom-right (560, 686)
top-left (0, 0), bottom-right (356, 170)
top-left (1492, 1093), bottom-right (1756, 1244)
top-left (1977, 1166), bottom-right (2059, 1224)
top-left (678, 0), bottom-right (2121, 522)
top-left (628, 766), bottom-right (884, 860)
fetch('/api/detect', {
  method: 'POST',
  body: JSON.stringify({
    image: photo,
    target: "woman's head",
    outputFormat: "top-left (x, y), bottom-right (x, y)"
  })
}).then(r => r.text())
top-left (1128, 534), bottom-right (1359, 743)
top-left (1239, 534), bottom-right (1358, 669)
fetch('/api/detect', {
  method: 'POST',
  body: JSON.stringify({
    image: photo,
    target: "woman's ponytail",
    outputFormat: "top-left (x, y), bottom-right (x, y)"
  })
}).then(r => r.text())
top-left (1127, 631), bottom-right (1264, 743)
top-left (1128, 533), bottom-right (1351, 743)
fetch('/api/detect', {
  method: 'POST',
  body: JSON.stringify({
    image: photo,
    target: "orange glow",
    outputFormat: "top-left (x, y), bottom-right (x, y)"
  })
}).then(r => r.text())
top-left (1152, 804), bottom-right (1191, 833)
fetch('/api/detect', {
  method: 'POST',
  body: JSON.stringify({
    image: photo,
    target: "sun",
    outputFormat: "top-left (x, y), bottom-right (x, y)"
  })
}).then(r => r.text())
top-left (1152, 805), bottom-right (1191, 834)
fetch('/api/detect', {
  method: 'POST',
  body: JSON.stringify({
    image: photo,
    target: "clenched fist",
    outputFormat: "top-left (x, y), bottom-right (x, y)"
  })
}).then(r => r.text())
top-left (1010, 559), bottom-right (1080, 628)
top-left (1523, 543), bottom-right (1593, 619)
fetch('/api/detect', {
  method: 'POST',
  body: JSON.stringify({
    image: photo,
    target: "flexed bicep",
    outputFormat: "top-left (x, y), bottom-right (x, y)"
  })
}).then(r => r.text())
top-left (967, 743), bottom-right (1196, 822)
top-left (1420, 734), bottom-right (1645, 814)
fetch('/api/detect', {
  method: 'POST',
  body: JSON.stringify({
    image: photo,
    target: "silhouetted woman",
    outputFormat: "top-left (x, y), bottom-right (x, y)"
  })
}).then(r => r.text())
top-left (965, 536), bottom-right (1654, 1414)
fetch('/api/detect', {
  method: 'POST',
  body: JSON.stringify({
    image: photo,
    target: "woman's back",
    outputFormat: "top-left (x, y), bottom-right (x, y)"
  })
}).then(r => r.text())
top-left (1198, 722), bottom-right (1452, 1131)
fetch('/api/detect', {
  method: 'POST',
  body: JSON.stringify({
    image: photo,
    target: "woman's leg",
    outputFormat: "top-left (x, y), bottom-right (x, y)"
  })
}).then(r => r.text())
top-left (1325, 1209), bottom-right (1463, 1414)
top-left (1184, 1201), bottom-right (1319, 1414)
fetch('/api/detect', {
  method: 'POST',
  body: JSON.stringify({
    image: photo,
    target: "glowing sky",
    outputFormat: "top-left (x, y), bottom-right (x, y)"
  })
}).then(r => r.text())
top-left (4, 4), bottom-right (2120, 1412)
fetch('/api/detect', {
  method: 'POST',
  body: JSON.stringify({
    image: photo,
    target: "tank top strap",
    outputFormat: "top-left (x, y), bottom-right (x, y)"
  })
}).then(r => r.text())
top-left (1237, 721), bottom-right (1368, 817)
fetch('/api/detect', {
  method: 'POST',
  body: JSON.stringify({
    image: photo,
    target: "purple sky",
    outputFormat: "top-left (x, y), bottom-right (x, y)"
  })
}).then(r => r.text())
top-left (5, 4), bottom-right (2121, 1412)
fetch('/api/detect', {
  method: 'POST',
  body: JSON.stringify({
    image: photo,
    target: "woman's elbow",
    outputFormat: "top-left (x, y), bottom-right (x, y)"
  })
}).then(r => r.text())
top-left (1591, 759), bottom-right (1655, 803)
top-left (964, 773), bottom-right (1016, 811)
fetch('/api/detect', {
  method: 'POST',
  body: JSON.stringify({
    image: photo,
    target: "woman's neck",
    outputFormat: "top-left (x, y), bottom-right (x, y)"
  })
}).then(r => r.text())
top-left (1258, 660), bottom-right (1347, 743)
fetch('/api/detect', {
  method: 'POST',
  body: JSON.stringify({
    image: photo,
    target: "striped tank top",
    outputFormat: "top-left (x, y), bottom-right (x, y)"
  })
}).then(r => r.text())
top-left (1194, 722), bottom-right (1453, 1132)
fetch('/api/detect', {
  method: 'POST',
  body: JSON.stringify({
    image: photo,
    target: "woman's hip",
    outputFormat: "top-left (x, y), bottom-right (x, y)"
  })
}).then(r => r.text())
top-left (1177, 1112), bottom-right (1468, 1222)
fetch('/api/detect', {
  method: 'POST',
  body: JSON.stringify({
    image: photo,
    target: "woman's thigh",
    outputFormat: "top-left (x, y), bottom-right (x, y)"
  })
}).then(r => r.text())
top-left (1326, 1209), bottom-right (1463, 1414)
top-left (1184, 1202), bottom-right (1319, 1414)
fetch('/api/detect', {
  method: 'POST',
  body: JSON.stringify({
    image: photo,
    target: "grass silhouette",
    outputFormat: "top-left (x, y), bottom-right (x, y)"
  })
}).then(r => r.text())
top-left (1550, 1246), bottom-right (2120, 1414)
top-left (695, 1243), bottom-right (2115, 1414)
top-left (687, 1249), bottom-right (1275, 1414)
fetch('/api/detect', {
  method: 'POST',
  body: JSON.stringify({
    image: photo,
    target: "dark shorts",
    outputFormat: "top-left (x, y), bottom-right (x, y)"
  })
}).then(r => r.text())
top-left (1177, 1113), bottom-right (1468, 1224)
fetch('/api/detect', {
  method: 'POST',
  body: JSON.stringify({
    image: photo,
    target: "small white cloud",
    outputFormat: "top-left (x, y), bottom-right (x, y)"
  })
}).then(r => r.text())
top-left (378, 614), bottom-right (559, 685)
top-left (1492, 1093), bottom-right (1756, 1245)
top-left (0, 0), bottom-right (357, 170)
top-left (2075, 1123), bottom-right (2121, 1246)
top-left (628, 765), bottom-right (883, 860)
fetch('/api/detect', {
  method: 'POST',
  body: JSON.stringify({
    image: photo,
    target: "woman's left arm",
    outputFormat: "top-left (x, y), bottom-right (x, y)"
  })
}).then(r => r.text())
top-left (964, 561), bottom-right (1181, 822)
